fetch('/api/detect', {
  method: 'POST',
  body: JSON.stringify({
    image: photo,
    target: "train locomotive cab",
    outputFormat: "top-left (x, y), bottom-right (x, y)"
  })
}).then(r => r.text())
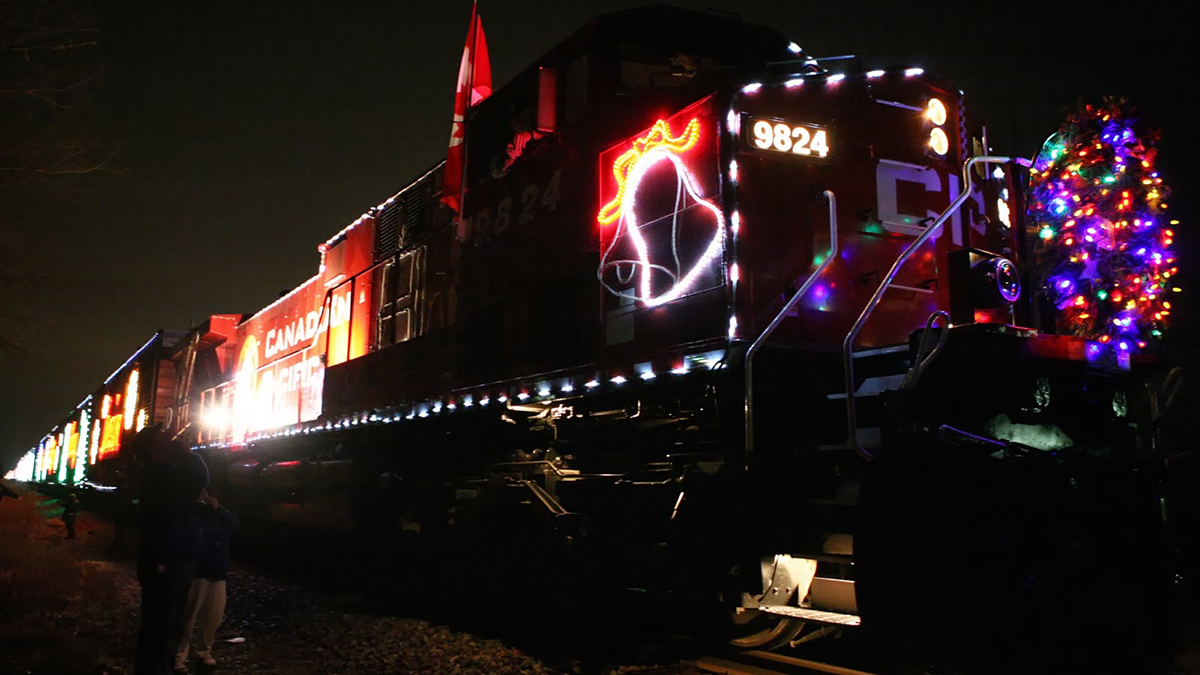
top-left (722, 58), bottom-right (1174, 671)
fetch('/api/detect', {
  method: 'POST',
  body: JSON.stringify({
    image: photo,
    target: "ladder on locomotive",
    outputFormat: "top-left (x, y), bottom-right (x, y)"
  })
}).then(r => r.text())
top-left (744, 155), bottom-right (1023, 629)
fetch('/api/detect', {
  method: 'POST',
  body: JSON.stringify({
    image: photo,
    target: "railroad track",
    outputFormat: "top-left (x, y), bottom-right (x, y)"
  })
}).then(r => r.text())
top-left (690, 650), bottom-right (884, 675)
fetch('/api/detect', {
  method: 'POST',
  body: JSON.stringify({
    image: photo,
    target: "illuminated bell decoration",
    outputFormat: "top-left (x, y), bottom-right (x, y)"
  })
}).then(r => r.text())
top-left (597, 117), bottom-right (725, 307)
top-left (597, 118), bottom-right (700, 226)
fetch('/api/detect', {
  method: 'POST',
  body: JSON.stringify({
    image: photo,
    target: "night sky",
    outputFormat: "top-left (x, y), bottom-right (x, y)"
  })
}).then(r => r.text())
top-left (3, 0), bottom-right (1197, 468)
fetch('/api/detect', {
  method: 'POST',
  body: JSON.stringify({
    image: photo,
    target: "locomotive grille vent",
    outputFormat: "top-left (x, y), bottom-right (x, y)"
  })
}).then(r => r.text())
top-left (375, 200), bottom-right (402, 262)
top-left (402, 183), bottom-right (428, 246)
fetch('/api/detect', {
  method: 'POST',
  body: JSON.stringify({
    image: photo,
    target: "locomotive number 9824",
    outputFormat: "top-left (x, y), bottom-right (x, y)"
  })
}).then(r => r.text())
top-left (748, 116), bottom-right (831, 158)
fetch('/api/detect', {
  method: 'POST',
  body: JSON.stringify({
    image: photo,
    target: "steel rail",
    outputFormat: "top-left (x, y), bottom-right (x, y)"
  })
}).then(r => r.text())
top-left (692, 649), bottom-right (880, 675)
top-left (744, 190), bottom-right (839, 461)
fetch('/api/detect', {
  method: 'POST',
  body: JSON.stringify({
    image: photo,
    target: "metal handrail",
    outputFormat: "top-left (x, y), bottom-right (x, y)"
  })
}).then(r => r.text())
top-left (745, 190), bottom-right (839, 459)
top-left (843, 156), bottom-right (1016, 460)
top-left (518, 479), bottom-right (572, 516)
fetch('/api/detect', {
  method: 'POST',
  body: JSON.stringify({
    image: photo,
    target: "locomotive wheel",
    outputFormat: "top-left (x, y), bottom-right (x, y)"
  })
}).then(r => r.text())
top-left (727, 609), bottom-right (805, 650)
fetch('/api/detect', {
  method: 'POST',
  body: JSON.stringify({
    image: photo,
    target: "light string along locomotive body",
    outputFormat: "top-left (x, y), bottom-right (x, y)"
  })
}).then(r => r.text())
top-left (11, 6), bottom-right (1184, 669)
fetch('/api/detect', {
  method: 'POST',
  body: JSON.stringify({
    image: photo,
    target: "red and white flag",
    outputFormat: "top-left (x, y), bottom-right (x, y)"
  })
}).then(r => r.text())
top-left (442, 2), bottom-right (492, 213)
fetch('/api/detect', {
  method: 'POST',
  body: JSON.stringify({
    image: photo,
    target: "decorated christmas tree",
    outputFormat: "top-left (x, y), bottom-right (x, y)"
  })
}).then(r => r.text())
top-left (1027, 99), bottom-right (1179, 359)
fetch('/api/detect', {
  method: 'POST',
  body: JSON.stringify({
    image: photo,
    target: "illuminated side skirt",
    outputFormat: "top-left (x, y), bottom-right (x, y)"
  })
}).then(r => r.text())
top-left (194, 348), bottom-right (728, 450)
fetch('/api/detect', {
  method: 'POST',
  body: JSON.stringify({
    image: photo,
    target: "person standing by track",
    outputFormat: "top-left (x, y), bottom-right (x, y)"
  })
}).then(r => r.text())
top-left (61, 492), bottom-right (79, 539)
top-left (175, 489), bottom-right (239, 672)
top-left (131, 425), bottom-right (209, 675)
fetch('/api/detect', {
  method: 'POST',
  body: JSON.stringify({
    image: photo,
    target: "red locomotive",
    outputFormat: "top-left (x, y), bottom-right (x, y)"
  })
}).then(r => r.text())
top-left (13, 6), bottom-right (1183, 671)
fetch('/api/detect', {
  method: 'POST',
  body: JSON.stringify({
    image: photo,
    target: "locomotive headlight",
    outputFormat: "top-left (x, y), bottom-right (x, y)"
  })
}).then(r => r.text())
top-left (948, 249), bottom-right (1022, 323)
top-left (994, 258), bottom-right (1021, 303)
top-left (928, 127), bottom-right (949, 156)
top-left (926, 97), bottom-right (947, 125)
top-left (973, 256), bottom-right (1021, 306)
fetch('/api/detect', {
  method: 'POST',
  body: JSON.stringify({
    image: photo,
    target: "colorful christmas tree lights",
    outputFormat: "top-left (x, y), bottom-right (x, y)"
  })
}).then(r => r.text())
top-left (1027, 100), bottom-right (1178, 357)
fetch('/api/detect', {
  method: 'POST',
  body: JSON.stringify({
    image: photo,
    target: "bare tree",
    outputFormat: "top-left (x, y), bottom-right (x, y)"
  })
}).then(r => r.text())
top-left (0, 0), bottom-right (104, 355)
top-left (0, 0), bottom-right (107, 181)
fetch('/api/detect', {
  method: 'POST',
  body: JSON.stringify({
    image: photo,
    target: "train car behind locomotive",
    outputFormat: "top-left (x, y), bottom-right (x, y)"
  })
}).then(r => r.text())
top-left (13, 5), bottom-right (1183, 671)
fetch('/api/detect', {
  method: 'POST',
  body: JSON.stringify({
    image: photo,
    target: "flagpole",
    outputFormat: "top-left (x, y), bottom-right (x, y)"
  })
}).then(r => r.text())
top-left (458, 1), bottom-right (478, 222)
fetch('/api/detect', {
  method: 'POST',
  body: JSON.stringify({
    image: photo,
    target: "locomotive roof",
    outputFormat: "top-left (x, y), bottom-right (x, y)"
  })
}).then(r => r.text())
top-left (582, 5), bottom-right (795, 63)
top-left (495, 4), bottom-right (798, 92)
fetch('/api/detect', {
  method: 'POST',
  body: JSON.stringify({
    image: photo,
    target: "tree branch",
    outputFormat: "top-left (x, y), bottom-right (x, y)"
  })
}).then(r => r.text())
top-left (10, 39), bottom-right (97, 56)
top-left (0, 163), bottom-right (111, 174)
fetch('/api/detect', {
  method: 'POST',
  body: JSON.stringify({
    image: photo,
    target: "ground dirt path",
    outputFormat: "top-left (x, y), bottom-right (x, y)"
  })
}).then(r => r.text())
top-left (0, 486), bottom-right (699, 675)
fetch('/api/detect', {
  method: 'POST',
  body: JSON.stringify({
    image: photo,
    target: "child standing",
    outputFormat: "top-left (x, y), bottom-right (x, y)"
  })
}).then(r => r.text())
top-left (61, 493), bottom-right (79, 539)
top-left (175, 490), bottom-right (239, 672)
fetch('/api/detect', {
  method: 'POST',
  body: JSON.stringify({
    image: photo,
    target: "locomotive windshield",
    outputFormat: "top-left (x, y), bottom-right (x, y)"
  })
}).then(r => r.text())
top-left (618, 44), bottom-right (727, 91)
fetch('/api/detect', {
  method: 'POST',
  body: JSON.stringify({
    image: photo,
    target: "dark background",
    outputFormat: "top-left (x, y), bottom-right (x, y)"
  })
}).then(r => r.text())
top-left (3, 0), bottom-right (1196, 468)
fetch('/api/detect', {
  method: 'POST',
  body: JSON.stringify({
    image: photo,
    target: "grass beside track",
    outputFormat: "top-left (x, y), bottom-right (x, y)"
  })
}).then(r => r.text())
top-left (0, 486), bottom-right (138, 675)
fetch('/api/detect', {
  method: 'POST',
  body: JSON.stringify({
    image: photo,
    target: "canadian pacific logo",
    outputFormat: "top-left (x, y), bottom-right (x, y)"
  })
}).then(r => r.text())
top-left (223, 288), bottom-right (352, 438)
top-left (262, 290), bottom-right (352, 361)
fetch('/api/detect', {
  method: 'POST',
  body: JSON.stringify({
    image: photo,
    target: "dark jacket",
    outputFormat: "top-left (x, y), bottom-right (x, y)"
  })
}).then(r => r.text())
top-left (195, 503), bottom-right (239, 581)
top-left (138, 450), bottom-right (209, 578)
top-left (61, 495), bottom-right (79, 519)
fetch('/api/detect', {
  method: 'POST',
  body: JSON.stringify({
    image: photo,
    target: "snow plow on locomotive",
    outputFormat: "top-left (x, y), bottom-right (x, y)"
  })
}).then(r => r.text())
top-left (13, 6), bottom-right (1184, 670)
